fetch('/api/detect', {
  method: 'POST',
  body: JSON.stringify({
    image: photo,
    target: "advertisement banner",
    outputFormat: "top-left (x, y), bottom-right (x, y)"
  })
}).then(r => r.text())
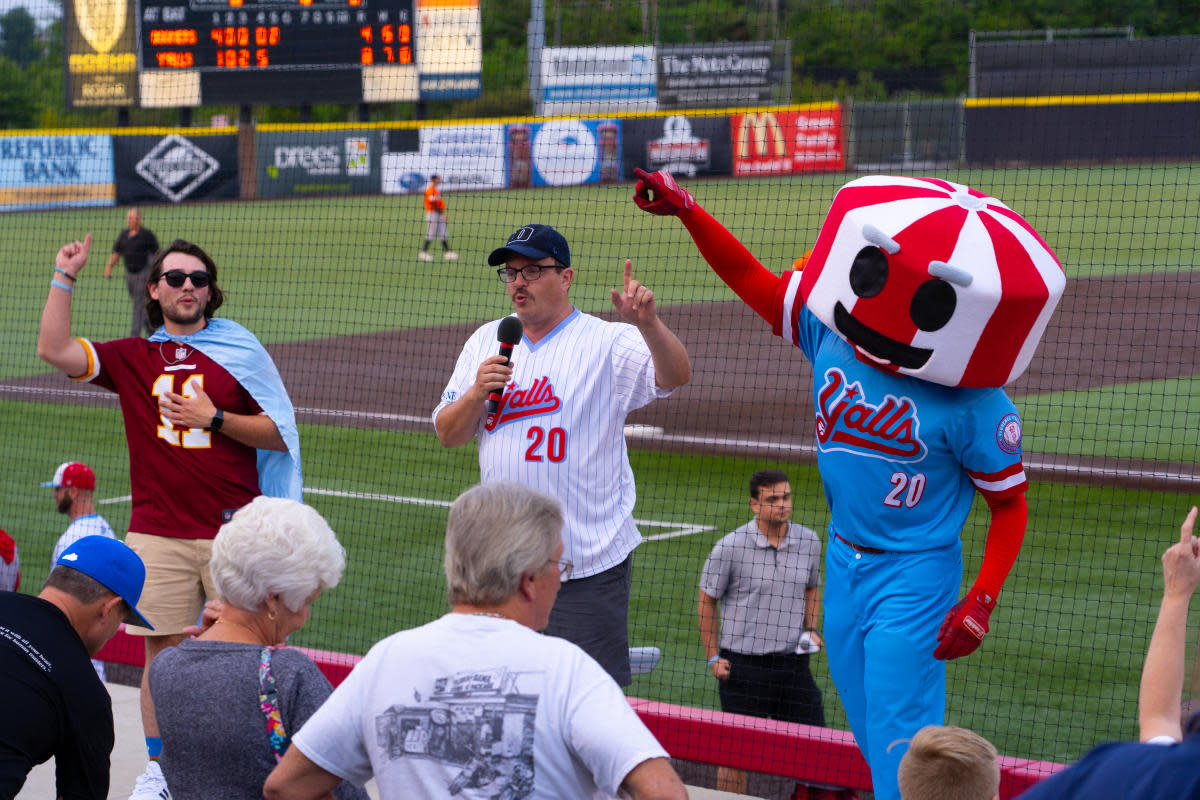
top-left (540, 46), bottom-right (657, 115)
top-left (256, 130), bottom-right (383, 199)
top-left (502, 119), bottom-right (622, 188)
top-left (730, 108), bottom-right (844, 175)
top-left (416, 0), bottom-right (483, 99)
top-left (64, 0), bottom-right (137, 107)
top-left (657, 42), bottom-right (779, 109)
top-left (113, 134), bottom-right (238, 203)
top-left (381, 124), bottom-right (505, 194)
top-left (0, 134), bottom-right (115, 211)
top-left (620, 115), bottom-right (732, 178)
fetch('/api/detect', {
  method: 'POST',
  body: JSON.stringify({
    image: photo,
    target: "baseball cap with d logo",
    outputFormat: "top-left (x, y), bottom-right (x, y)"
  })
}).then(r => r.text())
top-left (488, 224), bottom-right (571, 268)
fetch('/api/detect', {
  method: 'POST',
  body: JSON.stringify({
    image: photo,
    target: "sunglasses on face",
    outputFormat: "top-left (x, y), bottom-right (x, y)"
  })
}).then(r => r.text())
top-left (160, 269), bottom-right (211, 289)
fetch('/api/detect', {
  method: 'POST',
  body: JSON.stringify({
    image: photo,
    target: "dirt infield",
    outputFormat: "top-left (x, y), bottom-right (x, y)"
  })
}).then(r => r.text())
top-left (7, 271), bottom-right (1198, 490)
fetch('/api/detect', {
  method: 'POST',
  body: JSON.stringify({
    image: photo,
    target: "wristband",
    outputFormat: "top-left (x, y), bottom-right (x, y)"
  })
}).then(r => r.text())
top-left (51, 280), bottom-right (73, 293)
top-left (54, 267), bottom-right (77, 282)
top-left (707, 655), bottom-right (719, 667)
top-left (804, 627), bottom-right (818, 633)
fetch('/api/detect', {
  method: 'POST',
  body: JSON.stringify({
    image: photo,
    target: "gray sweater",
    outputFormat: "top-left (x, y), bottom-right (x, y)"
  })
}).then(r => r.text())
top-left (148, 639), bottom-right (368, 800)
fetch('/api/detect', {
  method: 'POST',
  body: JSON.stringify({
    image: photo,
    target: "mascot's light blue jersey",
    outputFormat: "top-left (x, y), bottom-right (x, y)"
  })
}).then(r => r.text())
top-left (782, 277), bottom-right (1027, 552)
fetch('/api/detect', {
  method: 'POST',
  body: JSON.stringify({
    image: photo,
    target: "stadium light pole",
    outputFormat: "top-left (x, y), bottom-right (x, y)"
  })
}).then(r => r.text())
top-left (528, 0), bottom-right (545, 115)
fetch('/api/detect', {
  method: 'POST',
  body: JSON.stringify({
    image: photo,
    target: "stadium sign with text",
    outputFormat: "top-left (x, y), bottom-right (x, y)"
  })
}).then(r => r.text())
top-left (539, 46), bottom-right (656, 115)
top-left (657, 42), bottom-right (780, 109)
top-left (620, 115), bottom-right (732, 179)
top-left (382, 124), bottom-right (505, 194)
top-left (0, 134), bottom-right (115, 211)
top-left (257, 130), bottom-right (382, 198)
top-left (731, 107), bottom-right (844, 175)
top-left (64, 0), bottom-right (138, 107)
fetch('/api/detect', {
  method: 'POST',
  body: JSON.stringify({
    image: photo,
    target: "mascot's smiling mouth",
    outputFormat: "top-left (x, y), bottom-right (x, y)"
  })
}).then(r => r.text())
top-left (834, 302), bottom-right (932, 370)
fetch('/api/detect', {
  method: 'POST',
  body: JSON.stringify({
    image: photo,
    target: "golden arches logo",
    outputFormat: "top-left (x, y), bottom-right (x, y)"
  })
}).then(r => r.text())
top-left (736, 113), bottom-right (786, 159)
top-left (73, 0), bottom-right (126, 55)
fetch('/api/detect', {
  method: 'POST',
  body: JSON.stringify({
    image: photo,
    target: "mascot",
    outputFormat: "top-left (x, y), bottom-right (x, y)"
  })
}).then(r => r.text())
top-left (634, 170), bottom-right (1064, 800)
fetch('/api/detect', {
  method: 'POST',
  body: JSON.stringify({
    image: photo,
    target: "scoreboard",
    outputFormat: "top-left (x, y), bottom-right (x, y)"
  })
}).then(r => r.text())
top-left (64, 0), bottom-right (480, 108)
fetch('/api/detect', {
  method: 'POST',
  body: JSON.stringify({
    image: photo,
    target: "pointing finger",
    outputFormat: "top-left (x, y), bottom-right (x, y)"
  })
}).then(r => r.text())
top-left (1181, 506), bottom-right (1197, 544)
top-left (623, 258), bottom-right (633, 291)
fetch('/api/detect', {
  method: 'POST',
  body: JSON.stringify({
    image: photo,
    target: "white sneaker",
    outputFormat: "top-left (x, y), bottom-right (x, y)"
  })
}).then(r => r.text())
top-left (418, 251), bottom-right (434, 262)
top-left (129, 761), bottom-right (171, 800)
top-left (443, 250), bottom-right (458, 260)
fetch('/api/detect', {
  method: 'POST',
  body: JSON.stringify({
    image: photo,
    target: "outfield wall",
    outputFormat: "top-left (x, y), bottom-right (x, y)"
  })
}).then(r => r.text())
top-left (7, 94), bottom-right (1200, 212)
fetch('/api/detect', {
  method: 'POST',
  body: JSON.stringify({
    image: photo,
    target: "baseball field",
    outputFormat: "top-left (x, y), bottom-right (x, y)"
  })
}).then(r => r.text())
top-left (1, 164), bottom-right (1197, 767)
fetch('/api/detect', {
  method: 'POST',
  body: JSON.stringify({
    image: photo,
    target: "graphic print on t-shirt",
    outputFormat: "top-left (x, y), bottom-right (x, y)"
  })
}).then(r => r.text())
top-left (374, 666), bottom-right (541, 798)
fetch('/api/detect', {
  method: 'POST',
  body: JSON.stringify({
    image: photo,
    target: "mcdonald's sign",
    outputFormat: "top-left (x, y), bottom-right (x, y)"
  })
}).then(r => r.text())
top-left (732, 108), bottom-right (844, 175)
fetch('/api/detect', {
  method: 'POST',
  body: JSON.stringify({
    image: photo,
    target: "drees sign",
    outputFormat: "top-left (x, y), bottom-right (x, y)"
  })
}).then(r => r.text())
top-left (256, 131), bottom-right (381, 198)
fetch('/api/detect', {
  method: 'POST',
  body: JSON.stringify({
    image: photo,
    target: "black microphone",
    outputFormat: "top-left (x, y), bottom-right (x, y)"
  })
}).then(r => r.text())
top-left (485, 316), bottom-right (524, 416)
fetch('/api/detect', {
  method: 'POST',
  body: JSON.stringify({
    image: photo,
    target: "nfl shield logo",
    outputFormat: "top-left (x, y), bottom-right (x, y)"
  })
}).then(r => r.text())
top-left (175, 346), bottom-right (188, 360)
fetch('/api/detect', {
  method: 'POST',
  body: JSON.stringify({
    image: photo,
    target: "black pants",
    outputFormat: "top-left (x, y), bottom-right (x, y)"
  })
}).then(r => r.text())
top-left (544, 556), bottom-right (632, 686)
top-left (718, 649), bottom-right (826, 726)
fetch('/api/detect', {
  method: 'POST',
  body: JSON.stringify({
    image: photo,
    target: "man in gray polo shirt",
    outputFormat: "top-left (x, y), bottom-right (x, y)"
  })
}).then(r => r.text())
top-left (699, 468), bottom-right (826, 724)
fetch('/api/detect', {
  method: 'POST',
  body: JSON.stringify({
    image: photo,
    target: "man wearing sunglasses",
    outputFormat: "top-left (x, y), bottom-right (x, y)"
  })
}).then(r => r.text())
top-left (433, 224), bottom-right (691, 687)
top-left (38, 235), bottom-right (302, 800)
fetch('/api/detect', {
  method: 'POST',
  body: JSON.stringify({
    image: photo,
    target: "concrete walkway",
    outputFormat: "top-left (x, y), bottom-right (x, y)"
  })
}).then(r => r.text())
top-left (17, 682), bottom-right (761, 800)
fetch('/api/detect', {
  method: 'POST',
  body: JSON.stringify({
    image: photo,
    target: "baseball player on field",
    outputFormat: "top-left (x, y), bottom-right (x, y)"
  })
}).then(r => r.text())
top-left (633, 170), bottom-right (1064, 800)
top-left (433, 224), bottom-right (691, 686)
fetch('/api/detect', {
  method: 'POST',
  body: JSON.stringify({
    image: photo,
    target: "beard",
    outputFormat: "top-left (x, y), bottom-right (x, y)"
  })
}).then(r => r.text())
top-left (162, 299), bottom-right (206, 327)
top-left (57, 495), bottom-right (72, 514)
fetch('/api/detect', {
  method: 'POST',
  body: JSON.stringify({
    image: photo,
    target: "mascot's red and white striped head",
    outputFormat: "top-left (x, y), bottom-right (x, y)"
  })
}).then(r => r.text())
top-left (798, 175), bottom-right (1065, 388)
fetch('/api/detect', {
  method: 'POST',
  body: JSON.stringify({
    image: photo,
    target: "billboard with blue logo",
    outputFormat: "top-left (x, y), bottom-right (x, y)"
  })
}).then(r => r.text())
top-left (381, 123), bottom-right (505, 195)
top-left (504, 119), bottom-right (622, 188)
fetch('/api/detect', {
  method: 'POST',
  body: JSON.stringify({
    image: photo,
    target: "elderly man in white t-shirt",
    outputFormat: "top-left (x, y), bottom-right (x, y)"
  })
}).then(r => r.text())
top-left (265, 482), bottom-right (687, 800)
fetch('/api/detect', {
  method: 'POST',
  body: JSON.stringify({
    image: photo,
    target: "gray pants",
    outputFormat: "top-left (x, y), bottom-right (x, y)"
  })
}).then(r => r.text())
top-left (544, 555), bottom-right (633, 686)
top-left (125, 268), bottom-right (150, 337)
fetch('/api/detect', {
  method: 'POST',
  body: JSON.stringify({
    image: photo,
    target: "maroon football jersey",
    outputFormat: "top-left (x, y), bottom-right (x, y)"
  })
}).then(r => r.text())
top-left (76, 337), bottom-right (263, 539)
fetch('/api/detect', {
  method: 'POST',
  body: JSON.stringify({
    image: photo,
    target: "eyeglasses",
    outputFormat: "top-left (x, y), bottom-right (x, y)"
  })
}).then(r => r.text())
top-left (547, 558), bottom-right (573, 580)
top-left (160, 269), bottom-right (211, 289)
top-left (497, 264), bottom-right (564, 283)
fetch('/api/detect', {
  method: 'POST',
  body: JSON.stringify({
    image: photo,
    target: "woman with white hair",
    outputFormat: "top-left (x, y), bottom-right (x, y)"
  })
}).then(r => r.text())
top-left (148, 496), bottom-right (368, 799)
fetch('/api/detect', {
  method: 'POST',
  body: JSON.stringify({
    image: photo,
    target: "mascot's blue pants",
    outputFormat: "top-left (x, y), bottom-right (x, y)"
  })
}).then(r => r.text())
top-left (823, 533), bottom-right (962, 800)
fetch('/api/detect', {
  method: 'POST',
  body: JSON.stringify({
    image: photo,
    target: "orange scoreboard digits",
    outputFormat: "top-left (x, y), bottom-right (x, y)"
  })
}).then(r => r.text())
top-left (139, 0), bottom-right (415, 102)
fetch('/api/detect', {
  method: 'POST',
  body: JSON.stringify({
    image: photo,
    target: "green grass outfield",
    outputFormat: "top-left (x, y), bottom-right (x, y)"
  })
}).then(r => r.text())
top-left (1, 166), bottom-right (1197, 769)
top-left (2, 163), bottom-right (1198, 375)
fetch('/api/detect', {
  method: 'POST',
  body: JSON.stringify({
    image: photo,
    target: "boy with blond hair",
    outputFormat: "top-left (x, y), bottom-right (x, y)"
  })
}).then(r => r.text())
top-left (897, 725), bottom-right (999, 800)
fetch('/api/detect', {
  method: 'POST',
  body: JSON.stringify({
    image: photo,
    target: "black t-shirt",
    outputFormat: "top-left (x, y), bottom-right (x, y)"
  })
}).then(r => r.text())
top-left (113, 228), bottom-right (160, 274)
top-left (0, 592), bottom-right (113, 800)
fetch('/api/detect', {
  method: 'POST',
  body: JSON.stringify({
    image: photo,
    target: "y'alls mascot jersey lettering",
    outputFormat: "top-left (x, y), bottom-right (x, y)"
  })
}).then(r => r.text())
top-left (633, 171), bottom-right (1064, 800)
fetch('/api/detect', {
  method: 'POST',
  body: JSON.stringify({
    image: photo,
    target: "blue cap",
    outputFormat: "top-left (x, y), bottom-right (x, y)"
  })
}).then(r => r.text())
top-left (56, 536), bottom-right (153, 629)
top-left (488, 224), bottom-right (571, 268)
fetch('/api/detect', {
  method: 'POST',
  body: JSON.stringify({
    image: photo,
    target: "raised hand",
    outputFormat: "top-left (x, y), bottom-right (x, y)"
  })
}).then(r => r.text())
top-left (610, 259), bottom-right (658, 326)
top-left (56, 234), bottom-right (92, 278)
top-left (632, 168), bottom-right (695, 216)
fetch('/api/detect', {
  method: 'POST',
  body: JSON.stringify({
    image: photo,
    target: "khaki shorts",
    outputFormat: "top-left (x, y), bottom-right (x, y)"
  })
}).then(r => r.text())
top-left (124, 532), bottom-right (216, 637)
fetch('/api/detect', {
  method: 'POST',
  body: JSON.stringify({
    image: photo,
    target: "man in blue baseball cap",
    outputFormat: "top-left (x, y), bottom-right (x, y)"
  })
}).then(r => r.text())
top-left (434, 223), bottom-right (691, 686)
top-left (0, 535), bottom-right (150, 798)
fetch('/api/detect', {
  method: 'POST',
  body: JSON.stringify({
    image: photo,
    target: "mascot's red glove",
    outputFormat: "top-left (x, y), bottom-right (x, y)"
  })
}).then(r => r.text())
top-left (633, 168), bottom-right (695, 216)
top-left (934, 589), bottom-right (997, 660)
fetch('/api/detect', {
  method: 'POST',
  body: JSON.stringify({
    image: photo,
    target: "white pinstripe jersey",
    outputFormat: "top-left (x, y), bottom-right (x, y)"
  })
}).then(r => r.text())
top-left (435, 309), bottom-right (672, 577)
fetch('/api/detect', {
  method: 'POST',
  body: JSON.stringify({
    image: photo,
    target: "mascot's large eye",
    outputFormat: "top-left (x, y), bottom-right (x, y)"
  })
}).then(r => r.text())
top-left (910, 279), bottom-right (956, 332)
top-left (849, 247), bottom-right (888, 298)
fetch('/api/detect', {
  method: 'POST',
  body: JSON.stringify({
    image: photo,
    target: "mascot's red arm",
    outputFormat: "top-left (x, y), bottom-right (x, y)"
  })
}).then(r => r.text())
top-left (633, 167), bottom-right (778, 323)
top-left (935, 492), bottom-right (1027, 660)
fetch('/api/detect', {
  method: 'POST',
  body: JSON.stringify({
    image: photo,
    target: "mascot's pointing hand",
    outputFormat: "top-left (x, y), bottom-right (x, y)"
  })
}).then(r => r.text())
top-left (633, 168), bottom-right (695, 216)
